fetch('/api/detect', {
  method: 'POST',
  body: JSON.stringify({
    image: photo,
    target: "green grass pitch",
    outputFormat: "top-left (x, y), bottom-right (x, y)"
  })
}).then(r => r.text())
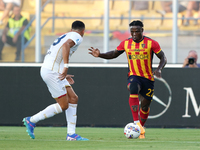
top-left (0, 126), bottom-right (200, 150)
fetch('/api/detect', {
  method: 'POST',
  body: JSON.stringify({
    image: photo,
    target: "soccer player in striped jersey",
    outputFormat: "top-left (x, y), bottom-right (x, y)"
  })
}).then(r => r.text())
top-left (23, 20), bottom-right (89, 141)
top-left (89, 20), bottom-right (167, 139)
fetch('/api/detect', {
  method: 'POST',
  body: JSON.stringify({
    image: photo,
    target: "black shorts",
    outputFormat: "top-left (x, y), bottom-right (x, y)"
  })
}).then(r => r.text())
top-left (127, 75), bottom-right (154, 101)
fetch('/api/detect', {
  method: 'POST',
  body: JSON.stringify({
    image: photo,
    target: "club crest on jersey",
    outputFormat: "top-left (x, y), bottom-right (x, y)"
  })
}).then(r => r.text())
top-left (142, 44), bottom-right (145, 48)
top-left (76, 39), bottom-right (79, 42)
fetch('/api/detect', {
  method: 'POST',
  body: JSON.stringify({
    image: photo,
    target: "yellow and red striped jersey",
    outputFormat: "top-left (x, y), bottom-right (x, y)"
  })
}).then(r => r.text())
top-left (116, 36), bottom-right (161, 81)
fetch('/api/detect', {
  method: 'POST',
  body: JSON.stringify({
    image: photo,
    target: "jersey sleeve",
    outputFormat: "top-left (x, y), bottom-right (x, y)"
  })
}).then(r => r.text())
top-left (69, 32), bottom-right (82, 46)
top-left (151, 40), bottom-right (161, 54)
top-left (116, 41), bottom-right (125, 52)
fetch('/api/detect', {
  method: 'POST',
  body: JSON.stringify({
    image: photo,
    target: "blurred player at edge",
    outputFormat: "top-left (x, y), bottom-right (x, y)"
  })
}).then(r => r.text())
top-left (89, 20), bottom-right (167, 139)
top-left (23, 20), bottom-right (89, 141)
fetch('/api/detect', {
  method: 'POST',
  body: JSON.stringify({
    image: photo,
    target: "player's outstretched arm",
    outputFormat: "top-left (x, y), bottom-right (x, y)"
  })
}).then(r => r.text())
top-left (153, 50), bottom-right (167, 78)
top-left (88, 47), bottom-right (121, 59)
top-left (88, 47), bottom-right (100, 57)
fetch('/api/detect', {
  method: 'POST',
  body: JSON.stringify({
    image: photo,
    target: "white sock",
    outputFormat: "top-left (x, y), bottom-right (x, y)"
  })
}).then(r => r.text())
top-left (65, 103), bottom-right (77, 134)
top-left (134, 120), bottom-right (139, 123)
top-left (30, 103), bottom-right (63, 123)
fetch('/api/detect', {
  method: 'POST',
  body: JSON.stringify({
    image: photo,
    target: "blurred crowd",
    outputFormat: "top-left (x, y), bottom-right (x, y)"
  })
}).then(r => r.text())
top-left (132, 1), bottom-right (200, 26)
top-left (0, 0), bottom-right (22, 25)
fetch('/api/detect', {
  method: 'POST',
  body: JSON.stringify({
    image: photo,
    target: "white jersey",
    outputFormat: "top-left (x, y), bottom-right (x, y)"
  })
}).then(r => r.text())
top-left (42, 32), bottom-right (83, 73)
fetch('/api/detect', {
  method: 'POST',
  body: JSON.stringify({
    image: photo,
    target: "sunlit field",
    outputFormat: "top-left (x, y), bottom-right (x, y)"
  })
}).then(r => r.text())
top-left (0, 126), bottom-right (200, 150)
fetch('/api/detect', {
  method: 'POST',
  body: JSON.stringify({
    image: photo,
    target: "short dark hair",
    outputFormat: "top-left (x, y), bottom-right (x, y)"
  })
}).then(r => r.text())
top-left (129, 20), bottom-right (144, 27)
top-left (72, 20), bottom-right (85, 30)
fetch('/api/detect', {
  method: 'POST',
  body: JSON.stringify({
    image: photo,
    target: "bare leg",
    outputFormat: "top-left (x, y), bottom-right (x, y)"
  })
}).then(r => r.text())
top-left (0, 3), bottom-right (13, 23)
top-left (0, 0), bottom-right (5, 10)
top-left (184, 1), bottom-right (196, 26)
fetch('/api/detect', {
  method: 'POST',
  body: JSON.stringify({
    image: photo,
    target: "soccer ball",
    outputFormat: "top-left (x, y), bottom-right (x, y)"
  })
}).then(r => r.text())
top-left (124, 123), bottom-right (141, 139)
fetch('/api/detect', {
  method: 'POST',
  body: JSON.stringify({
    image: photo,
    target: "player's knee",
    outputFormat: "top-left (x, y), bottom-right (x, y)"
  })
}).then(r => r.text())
top-left (141, 98), bottom-right (151, 111)
top-left (141, 105), bottom-right (149, 112)
top-left (129, 82), bottom-right (139, 94)
top-left (141, 103), bottom-right (150, 111)
top-left (60, 103), bottom-right (69, 111)
top-left (70, 95), bottom-right (78, 104)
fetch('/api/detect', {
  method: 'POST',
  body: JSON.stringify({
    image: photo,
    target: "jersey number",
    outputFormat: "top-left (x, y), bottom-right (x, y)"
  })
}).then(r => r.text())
top-left (53, 34), bottom-right (66, 46)
top-left (146, 88), bottom-right (154, 97)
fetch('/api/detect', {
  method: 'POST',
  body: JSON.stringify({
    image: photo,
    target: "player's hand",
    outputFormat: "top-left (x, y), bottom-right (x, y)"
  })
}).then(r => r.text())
top-left (88, 47), bottom-right (100, 57)
top-left (59, 67), bottom-right (68, 80)
top-left (66, 74), bottom-right (75, 84)
top-left (153, 69), bottom-right (161, 78)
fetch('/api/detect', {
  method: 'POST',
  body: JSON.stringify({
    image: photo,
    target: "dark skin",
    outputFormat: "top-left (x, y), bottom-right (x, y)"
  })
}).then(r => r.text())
top-left (89, 25), bottom-right (167, 112)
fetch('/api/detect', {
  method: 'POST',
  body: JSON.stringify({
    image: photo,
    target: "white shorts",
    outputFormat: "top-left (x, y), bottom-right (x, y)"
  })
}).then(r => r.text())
top-left (40, 67), bottom-right (70, 98)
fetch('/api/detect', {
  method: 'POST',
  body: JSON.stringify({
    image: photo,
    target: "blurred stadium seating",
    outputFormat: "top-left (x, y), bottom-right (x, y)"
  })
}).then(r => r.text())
top-left (0, 0), bottom-right (199, 62)
top-left (0, 0), bottom-right (199, 32)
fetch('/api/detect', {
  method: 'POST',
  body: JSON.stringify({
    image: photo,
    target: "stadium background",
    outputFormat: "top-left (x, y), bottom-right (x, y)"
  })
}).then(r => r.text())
top-left (0, 0), bottom-right (200, 63)
top-left (0, 0), bottom-right (200, 128)
top-left (0, 65), bottom-right (199, 128)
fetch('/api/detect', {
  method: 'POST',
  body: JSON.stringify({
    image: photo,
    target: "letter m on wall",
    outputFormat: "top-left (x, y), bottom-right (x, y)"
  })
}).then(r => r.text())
top-left (182, 87), bottom-right (200, 118)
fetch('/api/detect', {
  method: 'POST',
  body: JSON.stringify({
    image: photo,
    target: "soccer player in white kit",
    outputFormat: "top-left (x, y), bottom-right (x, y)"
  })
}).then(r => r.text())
top-left (23, 20), bottom-right (88, 141)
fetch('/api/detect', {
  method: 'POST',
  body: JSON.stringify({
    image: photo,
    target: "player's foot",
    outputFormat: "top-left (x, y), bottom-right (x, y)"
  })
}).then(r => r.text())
top-left (136, 122), bottom-right (145, 139)
top-left (139, 134), bottom-right (145, 139)
top-left (66, 133), bottom-right (89, 141)
top-left (22, 117), bottom-right (36, 139)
